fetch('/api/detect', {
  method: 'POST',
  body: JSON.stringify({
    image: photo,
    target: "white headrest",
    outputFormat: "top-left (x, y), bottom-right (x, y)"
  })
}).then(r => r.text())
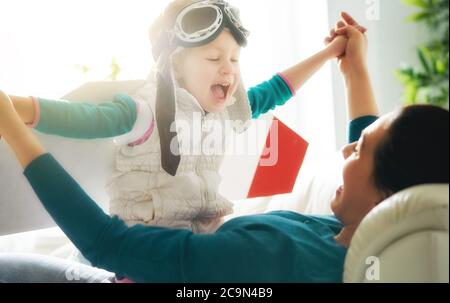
top-left (344, 184), bottom-right (449, 282)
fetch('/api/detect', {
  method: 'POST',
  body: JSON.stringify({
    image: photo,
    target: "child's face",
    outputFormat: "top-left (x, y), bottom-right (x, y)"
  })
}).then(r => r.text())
top-left (176, 29), bottom-right (241, 113)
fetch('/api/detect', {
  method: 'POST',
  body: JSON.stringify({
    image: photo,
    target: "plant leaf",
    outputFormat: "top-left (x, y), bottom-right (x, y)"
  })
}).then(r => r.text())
top-left (435, 59), bottom-right (446, 74)
top-left (418, 47), bottom-right (432, 74)
top-left (402, 0), bottom-right (428, 8)
top-left (406, 11), bottom-right (433, 22)
top-left (404, 83), bottom-right (418, 105)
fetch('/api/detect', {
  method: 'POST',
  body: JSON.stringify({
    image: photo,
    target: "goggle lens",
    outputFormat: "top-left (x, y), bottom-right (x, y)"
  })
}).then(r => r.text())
top-left (181, 7), bottom-right (218, 35)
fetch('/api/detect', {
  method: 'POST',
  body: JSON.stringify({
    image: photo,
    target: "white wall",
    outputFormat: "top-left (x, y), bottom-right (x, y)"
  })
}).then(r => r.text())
top-left (327, 0), bottom-right (426, 148)
top-left (234, 0), bottom-right (337, 157)
top-left (237, 0), bottom-right (427, 151)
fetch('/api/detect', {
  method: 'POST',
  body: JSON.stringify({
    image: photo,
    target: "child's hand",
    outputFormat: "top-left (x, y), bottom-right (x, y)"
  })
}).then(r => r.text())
top-left (324, 35), bottom-right (348, 59)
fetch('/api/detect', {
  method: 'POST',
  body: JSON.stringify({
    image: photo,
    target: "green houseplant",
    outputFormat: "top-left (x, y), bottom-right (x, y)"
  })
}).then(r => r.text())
top-left (396, 0), bottom-right (449, 108)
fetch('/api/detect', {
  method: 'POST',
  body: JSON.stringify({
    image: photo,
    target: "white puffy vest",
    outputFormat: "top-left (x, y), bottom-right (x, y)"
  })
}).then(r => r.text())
top-left (105, 76), bottom-right (238, 233)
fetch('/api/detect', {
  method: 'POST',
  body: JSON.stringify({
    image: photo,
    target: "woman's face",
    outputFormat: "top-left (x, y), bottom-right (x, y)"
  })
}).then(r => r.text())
top-left (175, 29), bottom-right (241, 113)
top-left (331, 114), bottom-right (396, 226)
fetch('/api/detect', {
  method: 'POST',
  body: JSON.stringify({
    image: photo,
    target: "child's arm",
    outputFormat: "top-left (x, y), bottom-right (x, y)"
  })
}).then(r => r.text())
top-left (280, 36), bottom-right (347, 93)
top-left (7, 94), bottom-right (153, 145)
top-left (248, 37), bottom-right (347, 119)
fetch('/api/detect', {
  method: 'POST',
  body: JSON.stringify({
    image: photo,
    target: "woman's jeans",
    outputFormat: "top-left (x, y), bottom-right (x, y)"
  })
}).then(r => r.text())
top-left (0, 253), bottom-right (115, 283)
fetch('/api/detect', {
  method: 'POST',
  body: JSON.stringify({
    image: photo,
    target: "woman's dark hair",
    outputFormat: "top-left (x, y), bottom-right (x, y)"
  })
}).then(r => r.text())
top-left (373, 105), bottom-right (449, 195)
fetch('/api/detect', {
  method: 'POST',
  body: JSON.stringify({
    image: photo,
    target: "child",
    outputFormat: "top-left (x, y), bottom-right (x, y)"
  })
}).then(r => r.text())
top-left (6, 0), bottom-right (347, 233)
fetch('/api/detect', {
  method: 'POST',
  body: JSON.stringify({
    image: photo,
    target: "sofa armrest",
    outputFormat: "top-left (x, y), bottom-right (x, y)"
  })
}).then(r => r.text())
top-left (344, 184), bottom-right (449, 283)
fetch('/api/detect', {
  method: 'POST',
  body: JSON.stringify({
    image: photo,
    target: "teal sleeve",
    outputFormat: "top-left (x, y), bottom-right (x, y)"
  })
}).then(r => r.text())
top-left (23, 154), bottom-right (345, 283)
top-left (247, 74), bottom-right (294, 119)
top-left (22, 154), bottom-right (249, 283)
top-left (35, 94), bottom-right (137, 139)
top-left (348, 116), bottom-right (379, 143)
top-left (24, 154), bottom-right (191, 282)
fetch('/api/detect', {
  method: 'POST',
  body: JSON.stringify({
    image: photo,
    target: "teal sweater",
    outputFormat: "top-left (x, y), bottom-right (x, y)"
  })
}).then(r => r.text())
top-left (23, 74), bottom-right (378, 282)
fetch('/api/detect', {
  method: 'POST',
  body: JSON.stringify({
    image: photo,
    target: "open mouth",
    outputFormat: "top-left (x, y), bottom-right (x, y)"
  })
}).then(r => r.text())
top-left (211, 83), bottom-right (231, 101)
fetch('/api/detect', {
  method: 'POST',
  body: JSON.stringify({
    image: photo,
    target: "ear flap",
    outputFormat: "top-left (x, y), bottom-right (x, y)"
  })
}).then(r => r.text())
top-left (170, 49), bottom-right (187, 81)
top-left (155, 51), bottom-right (181, 176)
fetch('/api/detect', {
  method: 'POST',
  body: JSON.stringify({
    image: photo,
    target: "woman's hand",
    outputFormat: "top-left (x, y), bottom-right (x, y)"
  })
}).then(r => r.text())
top-left (0, 90), bottom-right (15, 136)
top-left (325, 12), bottom-right (369, 77)
top-left (0, 90), bottom-right (46, 167)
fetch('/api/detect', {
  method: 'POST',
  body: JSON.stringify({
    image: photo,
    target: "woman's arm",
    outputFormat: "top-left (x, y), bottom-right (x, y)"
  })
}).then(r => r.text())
top-left (0, 92), bottom-right (45, 168)
top-left (1, 92), bottom-right (187, 282)
top-left (342, 65), bottom-right (379, 120)
top-left (329, 13), bottom-right (379, 121)
top-left (324, 13), bottom-right (380, 143)
top-left (322, 13), bottom-right (380, 143)
top-left (9, 96), bottom-right (35, 125)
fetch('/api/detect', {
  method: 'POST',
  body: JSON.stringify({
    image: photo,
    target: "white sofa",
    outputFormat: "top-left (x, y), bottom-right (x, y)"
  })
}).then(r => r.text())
top-left (0, 81), bottom-right (448, 283)
top-left (344, 184), bottom-right (449, 283)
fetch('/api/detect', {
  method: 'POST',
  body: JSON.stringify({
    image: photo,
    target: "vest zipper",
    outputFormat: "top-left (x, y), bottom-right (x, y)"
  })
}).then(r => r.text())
top-left (197, 113), bottom-right (209, 203)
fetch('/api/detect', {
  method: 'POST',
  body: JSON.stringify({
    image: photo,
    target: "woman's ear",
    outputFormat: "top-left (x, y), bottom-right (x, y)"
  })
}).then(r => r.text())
top-left (375, 188), bottom-right (393, 206)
